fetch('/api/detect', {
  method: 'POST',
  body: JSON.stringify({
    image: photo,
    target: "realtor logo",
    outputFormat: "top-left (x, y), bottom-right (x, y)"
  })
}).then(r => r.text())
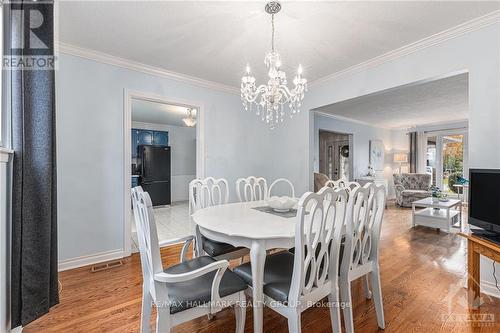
top-left (12, 8), bottom-right (49, 50)
top-left (3, 1), bottom-right (56, 70)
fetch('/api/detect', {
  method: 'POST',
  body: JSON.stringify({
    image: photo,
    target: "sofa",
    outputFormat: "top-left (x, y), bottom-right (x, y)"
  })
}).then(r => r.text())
top-left (393, 173), bottom-right (432, 207)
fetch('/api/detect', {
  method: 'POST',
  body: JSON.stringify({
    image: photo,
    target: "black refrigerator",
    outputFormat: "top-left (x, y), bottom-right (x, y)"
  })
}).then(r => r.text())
top-left (137, 145), bottom-right (171, 206)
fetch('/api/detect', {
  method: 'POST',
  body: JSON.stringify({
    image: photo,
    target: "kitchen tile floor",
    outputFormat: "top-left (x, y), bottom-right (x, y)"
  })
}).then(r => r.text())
top-left (131, 201), bottom-right (192, 252)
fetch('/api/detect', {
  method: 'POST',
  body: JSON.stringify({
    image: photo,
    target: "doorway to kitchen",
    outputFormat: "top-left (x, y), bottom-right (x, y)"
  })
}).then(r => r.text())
top-left (123, 90), bottom-right (205, 255)
top-left (318, 130), bottom-right (353, 181)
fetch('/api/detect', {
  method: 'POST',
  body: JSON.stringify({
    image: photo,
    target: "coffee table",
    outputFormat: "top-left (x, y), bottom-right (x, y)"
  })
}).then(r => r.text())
top-left (411, 197), bottom-right (463, 232)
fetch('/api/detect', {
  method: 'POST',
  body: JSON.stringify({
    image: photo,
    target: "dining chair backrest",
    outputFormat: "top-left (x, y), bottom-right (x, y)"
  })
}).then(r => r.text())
top-left (341, 183), bottom-right (385, 274)
top-left (132, 188), bottom-right (163, 300)
top-left (131, 186), bottom-right (146, 269)
top-left (131, 186), bottom-right (145, 277)
top-left (268, 178), bottom-right (295, 198)
top-left (362, 183), bottom-right (386, 264)
top-left (189, 177), bottom-right (229, 214)
top-left (324, 178), bottom-right (344, 188)
top-left (288, 186), bottom-right (348, 302)
top-left (324, 179), bottom-right (360, 195)
top-left (131, 185), bottom-right (144, 218)
top-left (236, 176), bottom-right (268, 202)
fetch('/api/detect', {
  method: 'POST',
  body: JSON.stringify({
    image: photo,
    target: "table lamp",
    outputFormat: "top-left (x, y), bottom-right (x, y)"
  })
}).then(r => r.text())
top-left (394, 153), bottom-right (408, 174)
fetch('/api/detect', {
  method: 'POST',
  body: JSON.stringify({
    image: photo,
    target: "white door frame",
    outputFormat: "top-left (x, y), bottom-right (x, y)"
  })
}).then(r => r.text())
top-left (425, 128), bottom-right (468, 191)
top-left (122, 89), bottom-right (206, 256)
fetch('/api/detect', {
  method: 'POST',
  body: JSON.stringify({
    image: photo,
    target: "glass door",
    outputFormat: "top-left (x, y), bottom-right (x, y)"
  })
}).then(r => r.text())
top-left (426, 136), bottom-right (437, 186)
top-left (442, 134), bottom-right (465, 196)
top-left (425, 131), bottom-right (467, 197)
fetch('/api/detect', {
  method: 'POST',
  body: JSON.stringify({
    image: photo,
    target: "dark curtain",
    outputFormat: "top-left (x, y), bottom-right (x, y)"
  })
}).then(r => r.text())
top-left (409, 132), bottom-right (418, 173)
top-left (9, 1), bottom-right (59, 327)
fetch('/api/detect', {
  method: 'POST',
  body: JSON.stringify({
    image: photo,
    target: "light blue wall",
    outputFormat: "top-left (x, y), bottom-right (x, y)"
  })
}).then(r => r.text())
top-left (56, 53), bottom-right (271, 262)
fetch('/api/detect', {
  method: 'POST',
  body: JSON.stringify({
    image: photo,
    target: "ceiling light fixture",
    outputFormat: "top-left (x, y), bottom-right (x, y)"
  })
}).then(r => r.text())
top-left (240, 1), bottom-right (307, 128)
top-left (183, 108), bottom-right (197, 127)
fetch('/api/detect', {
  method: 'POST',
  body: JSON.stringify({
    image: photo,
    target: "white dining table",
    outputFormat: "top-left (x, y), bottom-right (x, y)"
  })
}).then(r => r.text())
top-left (191, 200), bottom-right (298, 333)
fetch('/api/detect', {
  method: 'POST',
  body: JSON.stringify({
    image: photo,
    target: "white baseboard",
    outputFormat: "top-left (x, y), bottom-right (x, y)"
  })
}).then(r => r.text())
top-left (481, 279), bottom-right (500, 299)
top-left (58, 249), bottom-right (126, 272)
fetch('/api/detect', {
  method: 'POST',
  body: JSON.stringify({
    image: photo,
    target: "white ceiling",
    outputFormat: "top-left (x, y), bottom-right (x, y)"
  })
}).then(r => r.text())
top-left (131, 99), bottom-right (196, 127)
top-left (58, 1), bottom-right (499, 88)
top-left (314, 73), bottom-right (469, 129)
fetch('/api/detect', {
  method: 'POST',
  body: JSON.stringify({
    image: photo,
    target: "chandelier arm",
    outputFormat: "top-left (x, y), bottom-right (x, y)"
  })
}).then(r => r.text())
top-left (278, 85), bottom-right (294, 100)
top-left (241, 84), bottom-right (268, 103)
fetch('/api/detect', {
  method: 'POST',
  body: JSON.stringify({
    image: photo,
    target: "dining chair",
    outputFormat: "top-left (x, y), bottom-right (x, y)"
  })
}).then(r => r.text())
top-left (189, 177), bottom-right (249, 260)
top-left (324, 179), bottom-right (344, 188)
top-left (326, 179), bottom-right (360, 195)
top-left (236, 176), bottom-right (268, 202)
top-left (132, 186), bottom-right (247, 333)
top-left (344, 181), bottom-right (361, 194)
top-left (340, 183), bottom-right (386, 333)
top-left (267, 178), bottom-right (295, 198)
top-left (234, 186), bottom-right (348, 333)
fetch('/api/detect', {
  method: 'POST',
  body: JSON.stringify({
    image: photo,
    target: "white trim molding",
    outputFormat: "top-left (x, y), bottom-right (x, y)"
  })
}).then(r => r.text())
top-left (123, 90), bottom-right (206, 256)
top-left (58, 249), bottom-right (125, 272)
top-left (0, 149), bottom-right (13, 333)
top-left (0, 148), bottom-right (13, 162)
top-left (403, 119), bottom-right (469, 133)
top-left (314, 110), bottom-right (391, 130)
top-left (481, 279), bottom-right (500, 299)
top-left (310, 10), bottom-right (500, 87)
top-left (57, 42), bottom-right (239, 95)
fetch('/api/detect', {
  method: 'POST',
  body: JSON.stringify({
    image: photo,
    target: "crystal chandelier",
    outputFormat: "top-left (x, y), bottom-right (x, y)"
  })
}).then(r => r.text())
top-left (182, 108), bottom-right (196, 127)
top-left (241, 1), bottom-right (307, 128)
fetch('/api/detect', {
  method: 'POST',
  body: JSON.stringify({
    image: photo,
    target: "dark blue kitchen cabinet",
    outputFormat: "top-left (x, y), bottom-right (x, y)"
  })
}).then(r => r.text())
top-left (138, 130), bottom-right (153, 145)
top-left (132, 129), bottom-right (153, 158)
top-left (153, 131), bottom-right (169, 145)
top-left (132, 129), bottom-right (169, 158)
top-left (131, 129), bottom-right (139, 158)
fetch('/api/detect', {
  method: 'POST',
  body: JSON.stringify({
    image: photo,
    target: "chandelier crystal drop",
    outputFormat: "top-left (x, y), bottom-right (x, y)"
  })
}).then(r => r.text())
top-left (240, 1), bottom-right (307, 128)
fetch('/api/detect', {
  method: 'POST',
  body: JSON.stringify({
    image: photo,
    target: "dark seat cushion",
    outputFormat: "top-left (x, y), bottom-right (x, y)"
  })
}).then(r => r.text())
top-left (202, 236), bottom-right (245, 257)
top-left (165, 256), bottom-right (247, 314)
top-left (234, 251), bottom-right (294, 303)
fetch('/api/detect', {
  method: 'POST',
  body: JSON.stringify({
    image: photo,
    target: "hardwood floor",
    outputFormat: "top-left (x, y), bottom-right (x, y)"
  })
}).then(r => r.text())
top-left (25, 204), bottom-right (499, 332)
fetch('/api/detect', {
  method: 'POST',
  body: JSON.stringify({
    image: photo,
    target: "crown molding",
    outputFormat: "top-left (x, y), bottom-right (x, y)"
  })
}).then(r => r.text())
top-left (57, 10), bottom-right (499, 95)
top-left (314, 110), bottom-right (391, 130)
top-left (309, 10), bottom-right (500, 88)
top-left (57, 42), bottom-right (240, 95)
top-left (402, 119), bottom-right (469, 132)
top-left (315, 111), bottom-right (470, 132)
